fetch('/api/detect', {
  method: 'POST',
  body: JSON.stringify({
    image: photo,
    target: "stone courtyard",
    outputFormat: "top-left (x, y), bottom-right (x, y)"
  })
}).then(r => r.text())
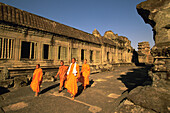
top-left (0, 65), bottom-right (156, 113)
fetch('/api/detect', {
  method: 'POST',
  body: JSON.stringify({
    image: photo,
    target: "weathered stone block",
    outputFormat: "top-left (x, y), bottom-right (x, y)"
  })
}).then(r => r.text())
top-left (127, 86), bottom-right (170, 113)
top-left (0, 79), bottom-right (13, 88)
top-left (42, 72), bottom-right (55, 82)
top-left (0, 67), bottom-right (9, 81)
top-left (14, 76), bottom-right (28, 88)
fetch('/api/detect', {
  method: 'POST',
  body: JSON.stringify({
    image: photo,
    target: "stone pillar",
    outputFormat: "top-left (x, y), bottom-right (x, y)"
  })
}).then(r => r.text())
top-left (34, 43), bottom-right (37, 59)
top-left (14, 38), bottom-right (20, 61)
top-left (7, 39), bottom-right (10, 59)
top-left (37, 42), bottom-right (41, 61)
top-left (101, 45), bottom-right (105, 64)
top-left (29, 42), bottom-right (32, 59)
top-left (1, 38), bottom-right (4, 59)
top-left (4, 39), bottom-right (6, 59)
top-left (124, 49), bottom-right (127, 62)
top-left (115, 46), bottom-right (118, 63)
top-left (49, 45), bottom-right (51, 60)
top-left (68, 42), bottom-right (71, 64)
top-left (77, 48), bottom-right (81, 64)
top-left (93, 50), bottom-right (96, 64)
top-left (118, 49), bottom-right (120, 62)
top-left (10, 39), bottom-right (13, 59)
top-left (86, 49), bottom-right (90, 63)
top-left (53, 45), bottom-right (58, 64)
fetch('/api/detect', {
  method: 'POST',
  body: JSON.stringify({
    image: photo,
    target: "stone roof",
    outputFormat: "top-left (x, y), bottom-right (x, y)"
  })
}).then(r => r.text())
top-left (101, 37), bottom-right (116, 46)
top-left (0, 2), bottom-right (101, 45)
top-left (92, 28), bottom-right (102, 38)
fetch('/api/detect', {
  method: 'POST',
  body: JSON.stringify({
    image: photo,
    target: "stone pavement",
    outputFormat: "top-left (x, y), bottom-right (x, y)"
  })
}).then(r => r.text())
top-left (0, 66), bottom-right (151, 113)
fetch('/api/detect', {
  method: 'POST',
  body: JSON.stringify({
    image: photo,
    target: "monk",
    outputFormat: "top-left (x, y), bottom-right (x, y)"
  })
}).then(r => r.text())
top-left (79, 59), bottom-right (90, 90)
top-left (30, 64), bottom-right (43, 97)
top-left (55, 60), bottom-right (68, 93)
top-left (65, 58), bottom-right (80, 100)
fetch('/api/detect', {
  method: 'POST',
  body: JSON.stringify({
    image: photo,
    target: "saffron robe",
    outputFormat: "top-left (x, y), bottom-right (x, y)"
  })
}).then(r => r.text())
top-left (57, 65), bottom-right (68, 88)
top-left (65, 63), bottom-right (79, 96)
top-left (79, 64), bottom-right (90, 86)
top-left (30, 68), bottom-right (43, 93)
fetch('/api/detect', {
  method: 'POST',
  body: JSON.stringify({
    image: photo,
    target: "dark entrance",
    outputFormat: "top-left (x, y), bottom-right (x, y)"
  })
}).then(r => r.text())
top-left (43, 44), bottom-right (49, 59)
top-left (21, 41), bottom-right (30, 58)
top-left (81, 49), bottom-right (84, 61)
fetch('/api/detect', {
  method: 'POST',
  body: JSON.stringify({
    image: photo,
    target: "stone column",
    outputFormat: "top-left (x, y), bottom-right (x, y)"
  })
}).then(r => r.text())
top-left (53, 44), bottom-right (58, 65)
top-left (93, 50), bottom-right (96, 64)
top-left (29, 42), bottom-right (32, 59)
top-left (37, 42), bottom-right (41, 61)
top-left (4, 39), bottom-right (6, 59)
top-left (14, 38), bottom-right (20, 61)
top-left (1, 38), bottom-right (4, 59)
top-left (7, 39), bottom-right (10, 59)
top-left (77, 48), bottom-right (81, 64)
top-left (67, 42), bottom-right (71, 64)
top-left (86, 49), bottom-right (90, 63)
top-left (101, 45), bottom-right (105, 64)
top-left (48, 45), bottom-right (51, 60)
top-left (10, 39), bottom-right (13, 59)
top-left (34, 43), bottom-right (36, 59)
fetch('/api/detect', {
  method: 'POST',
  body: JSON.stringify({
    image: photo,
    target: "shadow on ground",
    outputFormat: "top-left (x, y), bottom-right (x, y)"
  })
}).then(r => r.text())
top-left (0, 87), bottom-right (10, 95)
top-left (117, 65), bottom-right (153, 93)
top-left (76, 79), bottom-right (94, 97)
top-left (39, 79), bottom-right (94, 97)
top-left (40, 83), bottom-right (60, 94)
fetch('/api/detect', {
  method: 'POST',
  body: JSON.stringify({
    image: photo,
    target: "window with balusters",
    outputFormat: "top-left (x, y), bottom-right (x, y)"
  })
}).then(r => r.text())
top-left (0, 38), bottom-right (14, 59)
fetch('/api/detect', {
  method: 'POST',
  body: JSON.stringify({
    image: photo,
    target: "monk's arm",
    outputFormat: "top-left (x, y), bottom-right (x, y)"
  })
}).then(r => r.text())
top-left (39, 69), bottom-right (43, 82)
top-left (32, 70), bottom-right (36, 80)
top-left (88, 65), bottom-right (90, 76)
top-left (55, 69), bottom-right (60, 78)
top-left (80, 65), bottom-right (84, 75)
top-left (77, 65), bottom-right (80, 78)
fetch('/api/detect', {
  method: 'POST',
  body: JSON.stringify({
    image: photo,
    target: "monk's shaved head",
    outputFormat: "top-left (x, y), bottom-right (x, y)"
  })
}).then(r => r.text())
top-left (84, 59), bottom-right (87, 64)
top-left (72, 58), bottom-right (76, 61)
top-left (60, 60), bottom-right (64, 64)
top-left (36, 64), bottom-right (40, 69)
top-left (72, 58), bottom-right (76, 64)
top-left (60, 60), bottom-right (64, 66)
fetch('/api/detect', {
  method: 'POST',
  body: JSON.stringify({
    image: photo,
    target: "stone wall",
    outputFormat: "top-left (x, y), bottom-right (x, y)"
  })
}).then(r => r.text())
top-left (115, 1), bottom-right (170, 112)
top-left (137, 0), bottom-right (170, 80)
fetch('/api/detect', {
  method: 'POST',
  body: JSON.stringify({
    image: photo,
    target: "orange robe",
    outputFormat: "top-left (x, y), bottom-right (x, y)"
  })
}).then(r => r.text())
top-left (79, 64), bottom-right (90, 86)
top-left (57, 65), bottom-right (68, 88)
top-left (65, 63), bottom-right (79, 96)
top-left (30, 68), bottom-right (43, 93)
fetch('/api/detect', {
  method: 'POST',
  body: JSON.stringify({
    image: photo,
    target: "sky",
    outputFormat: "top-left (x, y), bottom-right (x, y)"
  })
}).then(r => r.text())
top-left (0, 0), bottom-right (154, 50)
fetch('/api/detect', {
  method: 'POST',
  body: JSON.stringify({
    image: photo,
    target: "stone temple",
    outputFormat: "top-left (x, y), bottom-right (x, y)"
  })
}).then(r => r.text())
top-left (0, 2), bottom-right (134, 86)
top-left (137, 41), bottom-right (153, 64)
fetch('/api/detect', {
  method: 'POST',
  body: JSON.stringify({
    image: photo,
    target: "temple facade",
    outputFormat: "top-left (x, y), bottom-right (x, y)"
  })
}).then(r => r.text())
top-left (137, 42), bottom-right (153, 64)
top-left (0, 2), bottom-right (133, 78)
